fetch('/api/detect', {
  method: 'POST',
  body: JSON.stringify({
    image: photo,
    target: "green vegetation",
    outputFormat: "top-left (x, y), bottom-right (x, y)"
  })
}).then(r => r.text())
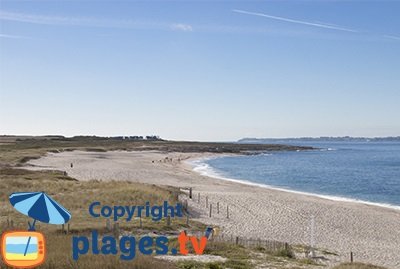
top-left (333, 262), bottom-right (387, 269)
top-left (0, 167), bottom-right (191, 269)
top-left (0, 135), bottom-right (312, 167)
top-left (0, 168), bottom-right (204, 233)
top-left (205, 242), bottom-right (251, 260)
top-left (177, 260), bottom-right (252, 269)
top-left (273, 247), bottom-right (295, 259)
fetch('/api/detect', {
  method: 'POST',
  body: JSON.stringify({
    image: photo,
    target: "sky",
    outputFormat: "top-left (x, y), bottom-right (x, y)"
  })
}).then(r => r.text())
top-left (0, 0), bottom-right (399, 141)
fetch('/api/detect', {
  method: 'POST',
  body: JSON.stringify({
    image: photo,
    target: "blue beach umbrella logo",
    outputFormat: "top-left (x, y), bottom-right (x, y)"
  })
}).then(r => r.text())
top-left (9, 192), bottom-right (71, 230)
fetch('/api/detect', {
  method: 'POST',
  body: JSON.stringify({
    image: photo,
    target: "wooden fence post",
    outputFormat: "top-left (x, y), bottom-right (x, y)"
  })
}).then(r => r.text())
top-left (217, 202), bottom-right (219, 214)
top-left (206, 196), bottom-right (208, 208)
top-left (106, 219), bottom-right (111, 231)
top-left (226, 205), bottom-right (229, 219)
top-left (209, 204), bottom-right (212, 217)
top-left (198, 193), bottom-right (200, 203)
top-left (189, 188), bottom-right (192, 199)
top-left (61, 224), bottom-right (65, 234)
top-left (235, 236), bottom-right (239, 245)
top-left (113, 223), bottom-right (120, 237)
top-left (67, 223), bottom-right (70, 234)
top-left (350, 251), bottom-right (353, 263)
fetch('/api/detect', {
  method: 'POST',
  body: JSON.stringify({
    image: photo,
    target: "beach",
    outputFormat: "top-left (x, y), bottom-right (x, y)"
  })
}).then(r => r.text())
top-left (26, 150), bottom-right (400, 268)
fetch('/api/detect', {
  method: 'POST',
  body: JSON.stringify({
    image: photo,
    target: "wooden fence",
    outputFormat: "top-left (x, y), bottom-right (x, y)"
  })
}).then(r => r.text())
top-left (180, 188), bottom-right (290, 253)
top-left (213, 234), bottom-right (289, 252)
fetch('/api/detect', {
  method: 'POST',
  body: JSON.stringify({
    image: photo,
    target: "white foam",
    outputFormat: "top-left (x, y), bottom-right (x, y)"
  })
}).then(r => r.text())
top-left (187, 156), bottom-right (227, 179)
top-left (186, 156), bottom-right (400, 211)
top-left (319, 147), bottom-right (336, 152)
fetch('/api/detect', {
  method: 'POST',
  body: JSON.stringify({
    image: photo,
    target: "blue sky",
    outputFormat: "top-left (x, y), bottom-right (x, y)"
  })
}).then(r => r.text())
top-left (0, 1), bottom-right (399, 141)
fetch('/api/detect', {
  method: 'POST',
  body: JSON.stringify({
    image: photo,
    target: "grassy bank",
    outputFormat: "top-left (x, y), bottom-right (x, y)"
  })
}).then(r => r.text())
top-left (0, 167), bottom-right (195, 269)
top-left (0, 135), bottom-right (313, 167)
top-left (333, 263), bottom-right (388, 269)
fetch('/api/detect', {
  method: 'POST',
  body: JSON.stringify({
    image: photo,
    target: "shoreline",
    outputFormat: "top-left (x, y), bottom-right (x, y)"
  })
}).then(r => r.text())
top-left (186, 155), bottom-right (400, 211)
top-left (25, 150), bottom-right (400, 268)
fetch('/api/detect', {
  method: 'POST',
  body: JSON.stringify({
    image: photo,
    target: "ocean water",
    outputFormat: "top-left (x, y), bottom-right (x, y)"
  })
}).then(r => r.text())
top-left (193, 141), bottom-right (400, 209)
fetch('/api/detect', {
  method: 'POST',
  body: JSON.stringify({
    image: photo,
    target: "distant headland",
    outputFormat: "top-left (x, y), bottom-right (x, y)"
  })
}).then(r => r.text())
top-left (238, 136), bottom-right (400, 143)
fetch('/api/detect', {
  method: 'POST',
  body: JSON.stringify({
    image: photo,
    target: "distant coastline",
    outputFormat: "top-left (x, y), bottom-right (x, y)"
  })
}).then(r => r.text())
top-left (239, 136), bottom-right (400, 143)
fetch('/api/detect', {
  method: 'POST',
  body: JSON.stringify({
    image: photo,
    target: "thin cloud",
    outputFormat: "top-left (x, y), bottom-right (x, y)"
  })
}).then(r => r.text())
top-left (0, 10), bottom-right (107, 27)
top-left (0, 10), bottom-right (192, 33)
top-left (233, 9), bottom-right (358, 33)
top-left (0, 33), bottom-right (27, 39)
top-left (384, 35), bottom-right (400, 41)
top-left (171, 23), bottom-right (193, 32)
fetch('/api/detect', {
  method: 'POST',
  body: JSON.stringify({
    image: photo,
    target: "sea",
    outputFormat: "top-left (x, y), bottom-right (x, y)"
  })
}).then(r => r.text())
top-left (190, 140), bottom-right (400, 210)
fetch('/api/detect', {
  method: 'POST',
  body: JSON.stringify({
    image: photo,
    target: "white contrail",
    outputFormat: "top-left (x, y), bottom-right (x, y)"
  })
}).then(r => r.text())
top-left (233, 9), bottom-right (358, 33)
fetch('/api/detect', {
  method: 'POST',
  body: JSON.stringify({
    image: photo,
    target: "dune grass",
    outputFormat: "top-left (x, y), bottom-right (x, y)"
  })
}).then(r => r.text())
top-left (0, 168), bottom-right (200, 232)
top-left (0, 167), bottom-right (204, 269)
top-left (333, 263), bottom-right (388, 269)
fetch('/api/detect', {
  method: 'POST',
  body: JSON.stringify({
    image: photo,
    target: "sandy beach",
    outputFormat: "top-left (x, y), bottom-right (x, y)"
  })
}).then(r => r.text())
top-left (25, 150), bottom-right (400, 268)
